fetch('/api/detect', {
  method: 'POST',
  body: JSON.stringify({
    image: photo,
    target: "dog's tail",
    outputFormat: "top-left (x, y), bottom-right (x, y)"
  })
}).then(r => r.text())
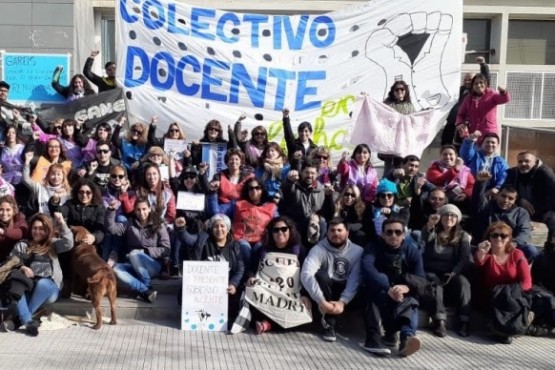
top-left (87, 267), bottom-right (112, 284)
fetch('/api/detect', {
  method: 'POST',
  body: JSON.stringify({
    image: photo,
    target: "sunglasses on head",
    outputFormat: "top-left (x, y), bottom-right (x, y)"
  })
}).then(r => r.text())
top-left (379, 193), bottom-right (394, 199)
top-left (384, 229), bottom-right (403, 236)
top-left (111, 174), bottom-right (125, 179)
top-left (490, 232), bottom-right (509, 240)
top-left (97, 149), bottom-right (110, 154)
top-left (248, 185), bottom-right (262, 191)
top-left (272, 226), bottom-right (289, 234)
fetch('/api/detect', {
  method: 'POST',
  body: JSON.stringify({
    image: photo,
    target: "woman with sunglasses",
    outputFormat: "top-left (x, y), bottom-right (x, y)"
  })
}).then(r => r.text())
top-left (421, 204), bottom-right (472, 338)
top-left (168, 165), bottom-right (208, 276)
top-left (306, 147), bottom-right (332, 186)
top-left (112, 118), bottom-right (149, 172)
top-left (101, 165), bottom-right (135, 264)
top-left (139, 146), bottom-right (170, 184)
top-left (231, 114), bottom-right (268, 169)
top-left (337, 143), bottom-right (378, 205)
top-left (379, 81), bottom-right (416, 174)
top-left (148, 120), bottom-right (186, 147)
top-left (78, 121), bottom-right (116, 163)
top-left (474, 221), bottom-right (532, 344)
top-left (107, 197), bottom-right (171, 303)
top-left (189, 120), bottom-right (232, 166)
top-left (246, 216), bottom-right (310, 334)
top-left (322, 184), bottom-right (372, 246)
top-left (214, 149), bottom-right (254, 204)
top-left (255, 142), bottom-right (291, 201)
top-left (175, 213), bottom-right (245, 321)
top-left (371, 179), bottom-right (409, 240)
top-left (456, 73), bottom-right (510, 140)
top-left (22, 152), bottom-right (70, 216)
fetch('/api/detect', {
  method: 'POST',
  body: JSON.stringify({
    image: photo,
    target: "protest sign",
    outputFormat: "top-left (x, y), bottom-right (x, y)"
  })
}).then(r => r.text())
top-left (163, 138), bottom-right (187, 160)
top-left (37, 88), bottom-right (128, 132)
top-left (202, 143), bottom-right (227, 181)
top-left (181, 261), bottom-right (229, 331)
top-left (115, 0), bottom-right (462, 158)
top-left (176, 191), bottom-right (206, 211)
top-left (1, 52), bottom-right (70, 104)
top-left (245, 252), bottom-right (312, 329)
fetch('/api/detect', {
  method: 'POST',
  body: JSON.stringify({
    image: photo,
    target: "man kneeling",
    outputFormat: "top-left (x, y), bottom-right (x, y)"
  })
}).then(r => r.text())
top-left (361, 218), bottom-right (425, 357)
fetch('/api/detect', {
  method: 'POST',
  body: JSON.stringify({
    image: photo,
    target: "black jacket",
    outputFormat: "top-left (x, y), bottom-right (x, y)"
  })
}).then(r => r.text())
top-left (282, 116), bottom-right (317, 170)
top-left (49, 199), bottom-right (106, 244)
top-left (83, 57), bottom-right (116, 92)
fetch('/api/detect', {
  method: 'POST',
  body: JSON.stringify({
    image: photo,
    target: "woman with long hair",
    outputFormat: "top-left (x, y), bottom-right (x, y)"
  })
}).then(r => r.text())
top-left (254, 142), bottom-right (290, 201)
top-left (22, 151), bottom-right (70, 215)
top-left (232, 114), bottom-right (268, 168)
top-left (214, 148), bottom-right (254, 204)
top-left (108, 197), bottom-right (170, 303)
top-left (112, 120), bottom-right (149, 172)
top-left (0, 195), bottom-right (28, 262)
top-left (336, 143), bottom-right (378, 205)
top-left (306, 146), bottom-right (332, 186)
top-left (58, 119), bottom-right (85, 167)
top-left (51, 71), bottom-right (95, 102)
top-left (422, 204), bottom-right (472, 338)
top-left (456, 73), bottom-right (510, 139)
top-left (28, 138), bottom-right (72, 182)
top-left (246, 216), bottom-right (310, 334)
top-left (3, 213), bottom-right (73, 336)
top-left (148, 120), bottom-right (186, 147)
top-left (136, 163), bottom-right (176, 224)
top-left (1, 125), bottom-right (24, 185)
top-left (189, 119), bottom-right (232, 166)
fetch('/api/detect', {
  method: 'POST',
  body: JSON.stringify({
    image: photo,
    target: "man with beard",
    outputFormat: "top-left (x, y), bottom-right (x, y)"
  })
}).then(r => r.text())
top-left (280, 161), bottom-right (329, 245)
top-left (505, 151), bottom-right (555, 240)
top-left (385, 155), bottom-right (434, 207)
top-left (361, 218), bottom-right (425, 357)
top-left (473, 171), bottom-right (538, 262)
top-left (300, 218), bottom-right (363, 342)
top-left (408, 188), bottom-right (448, 230)
top-left (83, 50), bottom-right (117, 92)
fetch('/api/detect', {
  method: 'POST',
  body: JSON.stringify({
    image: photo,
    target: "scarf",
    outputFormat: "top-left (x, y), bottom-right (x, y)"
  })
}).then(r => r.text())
top-left (262, 157), bottom-right (284, 181)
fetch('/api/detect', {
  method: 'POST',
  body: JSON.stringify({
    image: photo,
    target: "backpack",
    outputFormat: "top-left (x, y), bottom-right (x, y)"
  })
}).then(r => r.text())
top-left (490, 283), bottom-right (531, 336)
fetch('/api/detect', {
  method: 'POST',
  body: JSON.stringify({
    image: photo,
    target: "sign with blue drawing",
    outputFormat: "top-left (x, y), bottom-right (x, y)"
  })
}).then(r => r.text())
top-left (1, 52), bottom-right (70, 104)
top-left (181, 261), bottom-right (229, 331)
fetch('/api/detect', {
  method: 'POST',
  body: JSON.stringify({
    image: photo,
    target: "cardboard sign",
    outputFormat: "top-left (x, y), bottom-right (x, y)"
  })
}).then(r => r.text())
top-left (176, 191), bottom-right (205, 211)
top-left (181, 260), bottom-right (229, 331)
top-left (163, 139), bottom-right (187, 160)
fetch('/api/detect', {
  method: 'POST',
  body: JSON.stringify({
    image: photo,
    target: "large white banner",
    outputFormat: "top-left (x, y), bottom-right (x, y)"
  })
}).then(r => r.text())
top-left (116, 0), bottom-right (462, 156)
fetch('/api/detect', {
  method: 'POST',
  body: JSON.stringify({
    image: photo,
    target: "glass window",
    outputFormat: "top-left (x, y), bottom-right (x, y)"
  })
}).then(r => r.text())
top-left (507, 20), bottom-right (555, 65)
top-left (101, 18), bottom-right (115, 66)
top-left (463, 19), bottom-right (491, 64)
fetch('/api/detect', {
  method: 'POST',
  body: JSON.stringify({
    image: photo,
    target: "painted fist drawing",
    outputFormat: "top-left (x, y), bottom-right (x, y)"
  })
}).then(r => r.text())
top-left (365, 12), bottom-right (453, 110)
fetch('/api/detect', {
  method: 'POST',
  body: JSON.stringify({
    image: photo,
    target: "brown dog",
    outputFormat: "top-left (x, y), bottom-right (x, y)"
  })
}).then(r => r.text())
top-left (71, 226), bottom-right (117, 330)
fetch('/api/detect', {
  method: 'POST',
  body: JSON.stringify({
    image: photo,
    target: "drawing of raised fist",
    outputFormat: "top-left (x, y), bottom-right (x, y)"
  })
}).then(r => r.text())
top-left (365, 12), bottom-right (453, 110)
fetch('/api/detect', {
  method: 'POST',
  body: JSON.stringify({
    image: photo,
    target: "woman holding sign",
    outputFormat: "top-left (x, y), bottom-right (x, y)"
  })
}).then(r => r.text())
top-left (246, 217), bottom-right (310, 334)
top-left (175, 214), bottom-right (245, 321)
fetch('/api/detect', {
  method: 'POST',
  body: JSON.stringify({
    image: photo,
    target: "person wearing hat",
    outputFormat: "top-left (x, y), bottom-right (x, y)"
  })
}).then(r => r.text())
top-left (421, 204), bottom-right (472, 338)
top-left (370, 179), bottom-right (410, 240)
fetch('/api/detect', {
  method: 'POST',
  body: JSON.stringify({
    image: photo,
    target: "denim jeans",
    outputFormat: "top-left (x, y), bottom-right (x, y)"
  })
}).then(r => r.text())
top-left (101, 215), bottom-right (128, 261)
top-left (17, 278), bottom-right (59, 324)
top-left (113, 250), bottom-right (162, 294)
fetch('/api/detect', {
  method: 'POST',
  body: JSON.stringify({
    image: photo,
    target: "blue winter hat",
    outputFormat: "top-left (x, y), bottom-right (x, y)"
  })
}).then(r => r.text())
top-left (376, 179), bottom-right (398, 195)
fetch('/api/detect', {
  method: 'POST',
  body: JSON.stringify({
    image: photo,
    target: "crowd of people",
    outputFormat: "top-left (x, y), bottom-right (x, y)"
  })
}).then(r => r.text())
top-left (0, 52), bottom-right (554, 359)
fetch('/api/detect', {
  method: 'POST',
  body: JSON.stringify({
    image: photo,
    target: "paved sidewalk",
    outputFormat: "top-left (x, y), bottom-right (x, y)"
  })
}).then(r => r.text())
top-left (0, 319), bottom-right (553, 370)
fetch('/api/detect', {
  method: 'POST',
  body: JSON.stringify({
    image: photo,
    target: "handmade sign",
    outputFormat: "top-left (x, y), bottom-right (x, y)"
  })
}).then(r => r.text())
top-left (181, 260), bottom-right (229, 331)
top-left (176, 191), bottom-right (206, 211)
top-left (245, 252), bottom-right (312, 329)
top-left (115, 0), bottom-right (462, 157)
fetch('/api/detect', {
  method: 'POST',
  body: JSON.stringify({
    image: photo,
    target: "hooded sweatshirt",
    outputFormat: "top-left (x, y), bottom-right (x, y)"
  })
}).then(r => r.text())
top-left (300, 238), bottom-right (363, 304)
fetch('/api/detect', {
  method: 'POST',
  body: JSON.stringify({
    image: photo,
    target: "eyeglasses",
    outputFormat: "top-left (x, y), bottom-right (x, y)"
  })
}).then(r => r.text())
top-left (490, 232), bottom-right (509, 240)
top-left (110, 174), bottom-right (125, 179)
top-left (272, 226), bottom-right (289, 234)
top-left (78, 190), bottom-right (93, 196)
top-left (48, 145), bottom-right (61, 149)
top-left (150, 153), bottom-right (163, 157)
top-left (316, 155), bottom-right (329, 160)
top-left (384, 229), bottom-right (404, 236)
top-left (0, 89), bottom-right (8, 93)
top-left (442, 212), bottom-right (458, 218)
top-left (132, 129), bottom-right (143, 135)
top-left (169, 129), bottom-right (180, 133)
top-left (430, 197), bottom-right (445, 201)
top-left (183, 174), bottom-right (196, 180)
top-left (379, 193), bottom-right (394, 199)
top-left (97, 149), bottom-right (110, 154)
top-left (395, 88), bottom-right (405, 92)
top-left (253, 132), bottom-right (265, 136)
top-left (248, 185), bottom-right (262, 191)
top-left (343, 192), bottom-right (355, 198)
